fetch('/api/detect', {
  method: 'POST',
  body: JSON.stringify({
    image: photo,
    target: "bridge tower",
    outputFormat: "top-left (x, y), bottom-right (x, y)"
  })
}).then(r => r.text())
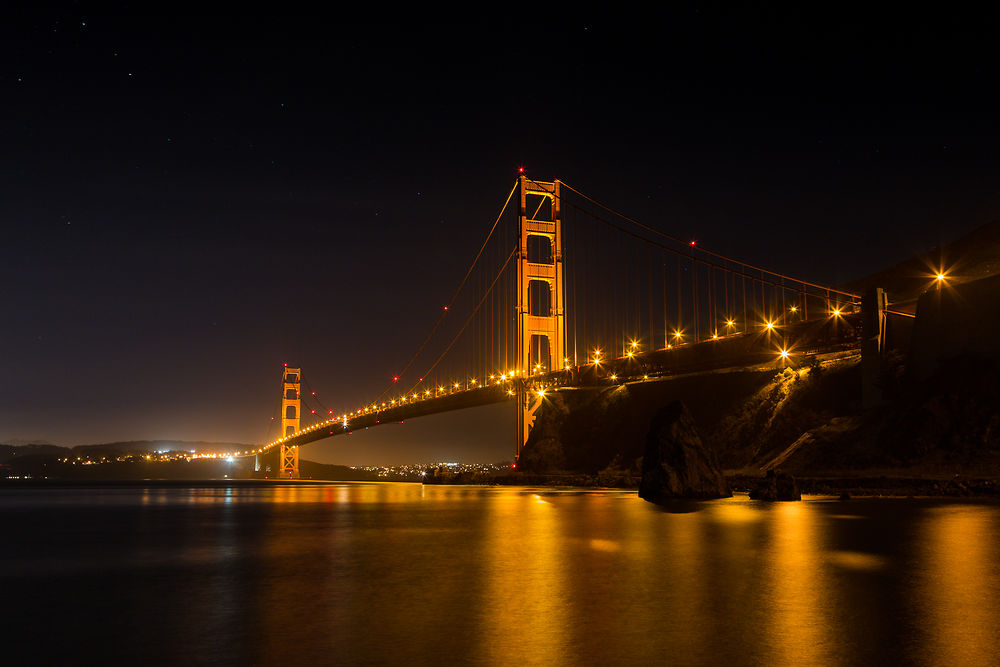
top-left (280, 366), bottom-right (301, 479)
top-left (515, 175), bottom-right (566, 458)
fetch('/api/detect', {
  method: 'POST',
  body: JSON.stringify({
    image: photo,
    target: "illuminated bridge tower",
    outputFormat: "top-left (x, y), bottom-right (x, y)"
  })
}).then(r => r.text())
top-left (280, 366), bottom-right (301, 479)
top-left (515, 175), bottom-right (566, 458)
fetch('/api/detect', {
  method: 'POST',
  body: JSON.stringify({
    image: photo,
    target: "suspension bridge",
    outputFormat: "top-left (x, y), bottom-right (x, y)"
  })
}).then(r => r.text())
top-left (231, 174), bottom-right (908, 478)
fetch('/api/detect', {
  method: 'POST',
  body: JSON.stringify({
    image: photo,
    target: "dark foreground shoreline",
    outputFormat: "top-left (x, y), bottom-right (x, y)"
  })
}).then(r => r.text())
top-left (425, 471), bottom-right (1000, 497)
top-left (4, 474), bottom-right (998, 498)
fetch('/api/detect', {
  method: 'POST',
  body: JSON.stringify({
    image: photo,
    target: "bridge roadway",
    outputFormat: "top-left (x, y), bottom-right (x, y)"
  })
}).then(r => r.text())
top-left (273, 383), bottom-right (513, 450)
top-left (255, 313), bottom-right (865, 454)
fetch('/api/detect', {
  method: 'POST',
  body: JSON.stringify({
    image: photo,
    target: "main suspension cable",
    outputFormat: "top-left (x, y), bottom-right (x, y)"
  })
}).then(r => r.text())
top-left (370, 180), bottom-right (518, 404)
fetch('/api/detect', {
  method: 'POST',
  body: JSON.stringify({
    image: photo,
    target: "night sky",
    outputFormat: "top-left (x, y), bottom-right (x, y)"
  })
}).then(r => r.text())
top-left (3, 9), bottom-right (999, 464)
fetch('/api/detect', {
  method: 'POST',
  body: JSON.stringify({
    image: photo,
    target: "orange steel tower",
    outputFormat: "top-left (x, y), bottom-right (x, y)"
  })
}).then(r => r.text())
top-left (515, 175), bottom-right (565, 457)
top-left (280, 367), bottom-right (301, 478)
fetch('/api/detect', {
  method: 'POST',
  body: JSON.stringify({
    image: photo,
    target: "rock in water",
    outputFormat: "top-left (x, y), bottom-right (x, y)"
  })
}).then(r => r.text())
top-left (639, 401), bottom-right (732, 502)
top-left (749, 470), bottom-right (801, 501)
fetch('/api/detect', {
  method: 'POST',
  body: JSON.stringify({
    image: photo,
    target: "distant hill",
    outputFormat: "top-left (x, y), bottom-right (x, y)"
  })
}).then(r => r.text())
top-left (844, 217), bottom-right (1000, 305)
top-left (71, 440), bottom-right (255, 454)
top-left (1, 441), bottom-right (262, 471)
top-left (0, 440), bottom-right (257, 460)
top-left (0, 444), bottom-right (71, 463)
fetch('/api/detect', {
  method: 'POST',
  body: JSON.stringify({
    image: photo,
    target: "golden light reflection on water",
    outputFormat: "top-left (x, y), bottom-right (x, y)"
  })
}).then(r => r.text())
top-left (477, 489), bottom-right (568, 665)
top-left (45, 485), bottom-right (1000, 664)
top-left (913, 505), bottom-right (1000, 665)
top-left (763, 501), bottom-right (833, 664)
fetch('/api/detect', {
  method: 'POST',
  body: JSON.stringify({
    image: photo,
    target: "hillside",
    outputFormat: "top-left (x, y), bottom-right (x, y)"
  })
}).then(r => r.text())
top-left (517, 216), bottom-right (1000, 490)
top-left (844, 217), bottom-right (1000, 305)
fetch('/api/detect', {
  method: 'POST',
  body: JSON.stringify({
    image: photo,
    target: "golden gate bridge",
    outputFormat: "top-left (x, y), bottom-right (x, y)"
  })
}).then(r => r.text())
top-left (223, 174), bottom-right (911, 478)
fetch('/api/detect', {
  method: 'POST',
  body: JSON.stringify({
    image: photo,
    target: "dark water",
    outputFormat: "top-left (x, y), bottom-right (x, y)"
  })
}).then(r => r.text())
top-left (2, 484), bottom-right (998, 666)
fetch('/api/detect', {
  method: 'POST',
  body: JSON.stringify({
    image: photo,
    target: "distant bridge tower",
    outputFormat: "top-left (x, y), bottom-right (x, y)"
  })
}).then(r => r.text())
top-left (515, 175), bottom-right (566, 458)
top-left (280, 366), bottom-right (301, 479)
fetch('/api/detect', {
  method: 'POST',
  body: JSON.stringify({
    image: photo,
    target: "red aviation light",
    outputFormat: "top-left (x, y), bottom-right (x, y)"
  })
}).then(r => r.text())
top-left (393, 376), bottom-right (399, 382)
top-left (689, 240), bottom-right (697, 247)
top-left (517, 166), bottom-right (525, 173)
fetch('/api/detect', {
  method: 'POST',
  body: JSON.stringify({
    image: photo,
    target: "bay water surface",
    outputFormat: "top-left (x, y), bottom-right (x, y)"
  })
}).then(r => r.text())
top-left (2, 483), bottom-right (998, 665)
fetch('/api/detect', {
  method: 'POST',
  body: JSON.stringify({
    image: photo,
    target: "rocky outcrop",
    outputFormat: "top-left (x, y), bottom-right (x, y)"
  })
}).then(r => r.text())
top-left (638, 401), bottom-right (731, 502)
top-left (749, 470), bottom-right (801, 501)
top-left (517, 370), bottom-right (779, 475)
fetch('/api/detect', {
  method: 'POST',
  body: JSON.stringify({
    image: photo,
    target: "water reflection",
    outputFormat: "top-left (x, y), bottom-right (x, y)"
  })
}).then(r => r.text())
top-left (478, 490), bottom-right (568, 664)
top-left (763, 501), bottom-right (832, 664)
top-left (2, 486), bottom-right (999, 664)
top-left (913, 505), bottom-right (1000, 665)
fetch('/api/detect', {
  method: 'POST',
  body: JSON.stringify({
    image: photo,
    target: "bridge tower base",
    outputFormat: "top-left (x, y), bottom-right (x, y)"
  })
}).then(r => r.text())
top-left (862, 288), bottom-right (888, 409)
top-left (280, 366), bottom-right (301, 478)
